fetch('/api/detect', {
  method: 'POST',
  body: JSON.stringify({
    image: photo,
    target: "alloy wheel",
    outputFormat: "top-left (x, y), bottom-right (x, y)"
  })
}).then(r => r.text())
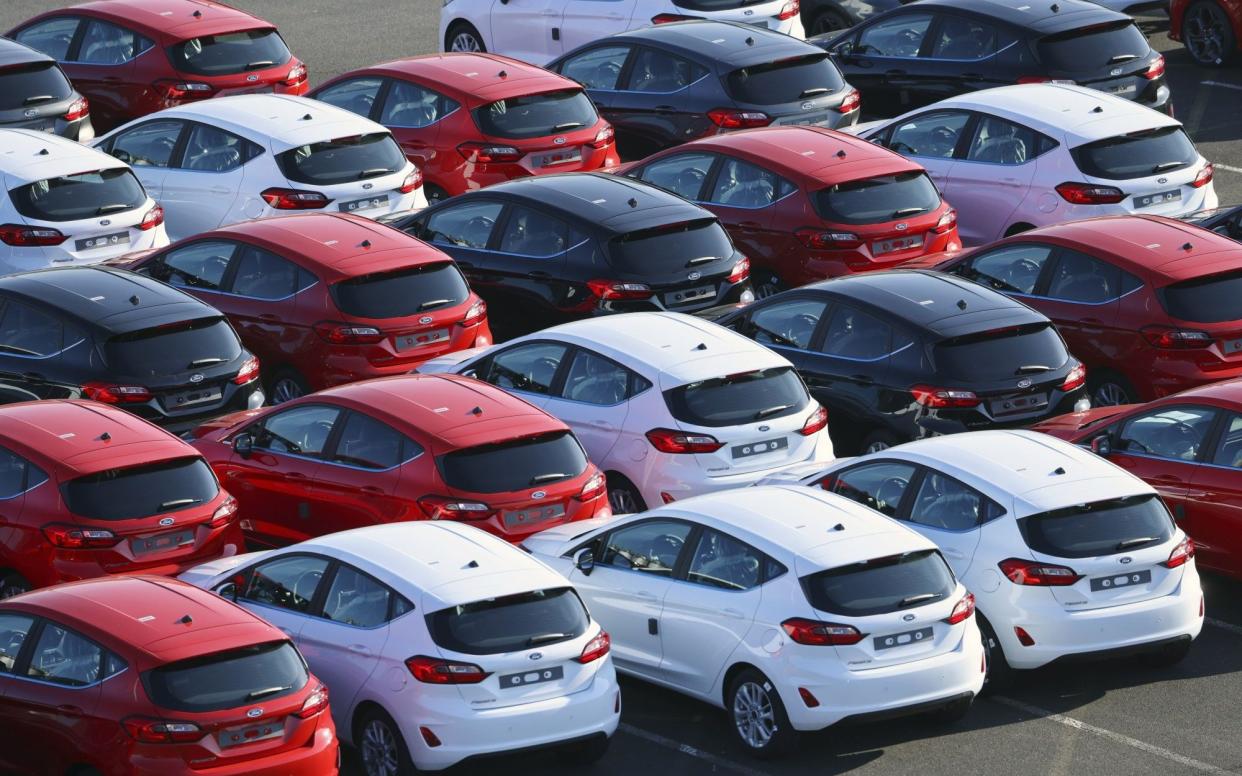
top-left (608, 486), bottom-right (640, 514)
top-left (450, 32), bottom-right (482, 52)
top-left (732, 681), bottom-right (777, 750)
top-left (865, 440), bottom-right (891, 454)
top-left (360, 719), bottom-right (401, 776)
top-left (271, 377), bottom-right (305, 405)
top-left (1187, 4), bottom-right (1227, 64)
top-left (0, 578), bottom-right (28, 601)
top-left (1093, 382), bottom-right (1130, 407)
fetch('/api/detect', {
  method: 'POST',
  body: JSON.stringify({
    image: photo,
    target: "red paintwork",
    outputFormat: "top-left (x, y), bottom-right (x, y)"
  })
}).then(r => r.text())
top-left (1170, 0), bottom-right (1242, 55)
top-left (111, 213), bottom-right (493, 393)
top-left (311, 53), bottom-right (620, 198)
top-left (0, 400), bottom-right (242, 591)
top-left (8, 0), bottom-right (309, 132)
top-left (190, 374), bottom-right (609, 546)
top-left (0, 576), bottom-right (338, 775)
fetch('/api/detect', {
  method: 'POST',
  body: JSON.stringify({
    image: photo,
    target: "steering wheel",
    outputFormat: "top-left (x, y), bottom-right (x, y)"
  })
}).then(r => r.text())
top-left (1166, 421), bottom-right (1201, 459)
top-left (1004, 257), bottom-right (1042, 290)
top-left (461, 215), bottom-right (495, 246)
top-left (875, 476), bottom-right (909, 512)
top-left (891, 141), bottom-right (917, 155)
top-left (594, 60), bottom-right (622, 86)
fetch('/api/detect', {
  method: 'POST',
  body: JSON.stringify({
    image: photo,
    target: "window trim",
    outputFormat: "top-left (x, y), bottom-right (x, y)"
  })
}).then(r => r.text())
top-left (104, 119), bottom-right (191, 170)
top-left (846, 10), bottom-right (940, 61)
top-left (225, 243), bottom-right (319, 301)
top-left (557, 44), bottom-right (636, 92)
top-left (903, 465), bottom-right (1006, 533)
top-left (1113, 403), bottom-right (1223, 466)
top-left (924, 12), bottom-right (1022, 63)
top-left (324, 409), bottom-right (424, 472)
top-left (552, 346), bottom-right (650, 408)
top-left (570, 516), bottom-right (699, 580)
top-left (700, 155), bottom-right (799, 212)
top-left (233, 551), bottom-right (335, 620)
top-left (176, 120), bottom-right (265, 174)
top-left (612, 45), bottom-right (710, 95)
top-left (677, 525), bottom-right (778, 593)
top-left (247, 402), bottom-right (344, 462)
top-left (824, 458), bottom-right (922, 520)
top-left (380, 77), bottom-right (461, 129)
top-left (880, 109), bottom-right (978, 162)
top-left (476, 338), bottom-right (575, 400)
top-left (8, 617), bottom-right (128, 690)
top-left (58, 17), bottom-right (154, 66)
top-left (813, 299), bottom-right (914, 363)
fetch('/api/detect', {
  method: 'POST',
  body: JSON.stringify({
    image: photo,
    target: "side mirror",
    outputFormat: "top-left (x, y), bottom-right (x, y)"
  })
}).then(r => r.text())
top-left (460, 368), bottom-right (478, 379)
top-left (574, 547), bottom-right (595, 576)
top-left (1090, 434), bottom-right (1112, 457)
top-left (233, 433), bottom-right (254, 459)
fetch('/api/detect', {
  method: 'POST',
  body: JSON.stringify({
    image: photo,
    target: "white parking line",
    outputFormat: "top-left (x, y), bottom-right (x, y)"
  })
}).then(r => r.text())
top-left (1202, 80), bottom-right (1242, 92)
top-left (992, 696), bottom-right (1238, 774)
top-left (618, 723), bottom-right (772, 776)
top-left (1206, 617), bottom-right (1242, 637)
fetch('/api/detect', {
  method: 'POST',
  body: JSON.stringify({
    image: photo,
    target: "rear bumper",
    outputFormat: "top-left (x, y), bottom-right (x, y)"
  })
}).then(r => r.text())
top-left (313, 324), bottom-right (492, 390)
top-left (128, 723), bottom-right (338, 776)
top-left (131, 381), bottom-right (265, 434)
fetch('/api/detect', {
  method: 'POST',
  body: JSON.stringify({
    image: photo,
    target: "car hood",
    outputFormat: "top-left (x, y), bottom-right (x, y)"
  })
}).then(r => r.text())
top-left (752, 459), bottom-right (846, 487)
top-left (416, 346), bottom-right (494, 375)
top-left (522, 515), bottom-right (622, 558)
top-left (102, 248), bottom-right (158, 270)
top-left (896, 246), bottom-right (974, 271)
top-left (178, 551), bottom-right (270, 589)
top-left (1029, 405), bottom-right (1138, 439)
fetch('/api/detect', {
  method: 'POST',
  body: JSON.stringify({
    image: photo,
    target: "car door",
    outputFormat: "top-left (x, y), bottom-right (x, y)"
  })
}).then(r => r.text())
top-left (488, 0), bottom-right (569, 64)
top-left (310, 411), bottom-right (423, 535)
top-left (879, 109), bottom-right (972, 193)
top-left (223, 243), bottom-right (317, 370)
top-left (233, 553), bottom-right (334, 639)
top-left (901, 467), bottom-right (993, 576)
top-left (101, 119), bottom-right (187, 205)
top-left (732, 293), bottom-right (829, 385)
top-left (490, 204), bottom-right (574, 310)
top-left (1188, 412), bottom-right (1242, 575)
top-left (545, 347), bottom-right (636, 465)
top-left (608, 47), bottom-right (709, 153)
top-left (824, 458), bottom-right (921, 527)
top-left (630, 152), bottom-right (717, 203)
top-left (807, 302), bottom-right (896, 433)
top-left (0, 612), bottom-right (39, 772)
top-left (474, 340), bottom-right (573, 409)
top-left (917, 12), bottom-right (1015, 105)
top-left (55, 17), bottom-right (148, 130)
top-left (942, 115), bottom-right (1046, 244)
top-left (830, 11), bottom-right (937, 117)
top-left (0, 299), bottom-right (82, 401)
top-left (700, 156), bottom-right (792, 265)
top-left (948, 242), bottom-right (1056, 302)
top-left (553, 44), bottom-right (633, 116)
top-left (560, 0), bottom-right (639, 53)
top-left (160, 122), bottom-right (256, 239)
top-left (417, 198), bottom-right (506, 292)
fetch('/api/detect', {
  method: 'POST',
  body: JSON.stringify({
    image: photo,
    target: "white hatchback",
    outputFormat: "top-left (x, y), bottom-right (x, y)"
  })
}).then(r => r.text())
top-left (762, 430), bottom-right (1204, 685)
top-left (92, 94), bottom-right (426, 242)
top-left (522, 485), bottom-right (985, 756)
top-left (180, 522), bottom-right (619, 774)
top-left (0, 129), bottom-right (167, 275)
top-left (418, 311), bottom-right (834, 513)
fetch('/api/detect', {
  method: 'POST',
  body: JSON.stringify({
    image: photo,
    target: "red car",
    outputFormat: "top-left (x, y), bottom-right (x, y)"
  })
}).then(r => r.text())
top-left (310, 53), bottom-right (620, 203)
top-left (0, 400), bottom-right (243, 601)
top-left (1171, 0), bottom-right (1242, 68)
top-left (189, 373), bottom-right (610, 546)
top-left (617, 125), bottom-right (961, 297)
top-left (111, 213), bottom-right (492, 404)
top-left (0, 575), bottom-right (338, 775)
top-left (910, 215), bottom-right (1242, 407)
top-left (1033, 378), bottom-right (1242, 580)
top-left (8, 0), bottom-right (308, 132)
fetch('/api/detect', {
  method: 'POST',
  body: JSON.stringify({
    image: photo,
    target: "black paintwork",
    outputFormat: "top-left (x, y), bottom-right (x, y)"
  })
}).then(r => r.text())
top-left (0, 37), bottom-right (92, 140)
top-left (800, 0), bottom-right (907, 37)
top-left (1181, 204), bottom-right (1242, 242)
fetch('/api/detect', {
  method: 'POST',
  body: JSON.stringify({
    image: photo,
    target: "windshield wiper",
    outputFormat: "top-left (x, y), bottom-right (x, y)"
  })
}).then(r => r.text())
top-left (1152, 161), bottom-right (1184, 173)
top-left (1108, 53), bottom-right (1139, 64)
top-left (158, 498), bottom-right (199, 511)
top-left (799, 87), bottom-right (830, 98)
top-left (96, 203), bottom-right (132, 215)
top-left (1116, 537), bottom-right (1158, 551)
top-left (188, 357), bottom-right (226, 368)
top-left (246, 685), bottom-right (291, 700)
top-left (22, 95), bottom-right (54, 106)
top-left (552, 121), bottom-right (584, 132)
top-left (244, 60), bottom-right (276, 71)
top-left (530, 472), bottom-right (568, 485)
top-left (892, 206), bottom-right (926, 217)
top-left (755, 404), bottom-right (791, 420)
top-left (417, 298), bottom-right (453, 311)
top-left (898, 592), bottom-right (940, 608)
top-left (358, 167), bottom-right (394, 180)
top-left (1015, 364), bottom-right (1052, 374)
top-left (685, 256), bottom-right (717, 267)
top-left (527, 632), bottom-right (569, 646)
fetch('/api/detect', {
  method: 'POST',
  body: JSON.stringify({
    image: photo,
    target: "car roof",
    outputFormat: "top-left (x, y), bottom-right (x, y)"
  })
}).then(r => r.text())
top-left (1151, 376), bottom-right (1242, 406)
top-left (364, 53), bottom-right (581, 104)
top-left (57, 0), bottom-right (274, 39)
top-left (0, 36), bottom-right (54, 67)
top-left (0, 129), bottom-right (128, 186)
top-left (679, 126), bottom-right (923, 184)
top-left (609, 20), bottom-right (821, 68)
top-left (914, 0), bottom-right (1123, 33)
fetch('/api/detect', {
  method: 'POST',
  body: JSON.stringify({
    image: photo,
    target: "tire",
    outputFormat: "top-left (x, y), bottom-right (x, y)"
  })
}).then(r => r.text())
top-left (0, 571), bottom-right (30, 601)
top-left (556, 735), bottom-right (611, 765)
top-left (1183, 1), bottom-right (1237, 67)
top-left (424, 183), bottom-right (450, 205)
top-left (1089, 371), bottom-right (1136, 407)
top-left (860, 429), bottom-right (900, 455)
top-left (808, 8), bottom-right (851, 35)
top-left (753, 272), bottom-right (786, 299)
top-left (1144, 638), bottom-right (1192, 668)
top-left (926, 696), bottom-right (972, 724)
top-left (267, 368), bottom-right (311, 406)
top-left (357, 707), bottom-right (417, 776)
top-left (726, 669), bottom-right (799, 759)
top-left (445, 21), bottom-right (486, 53)
top-left (1004, 222), bottom-right (1035, 237)
top-left (978, 615), bottom-right (1013, 695)
top-left (607, 473), bottom-right (646, 515)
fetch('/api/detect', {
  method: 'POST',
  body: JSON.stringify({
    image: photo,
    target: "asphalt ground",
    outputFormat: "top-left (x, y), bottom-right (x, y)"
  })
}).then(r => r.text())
top-left (5, 3), bottom-right (1242, 775)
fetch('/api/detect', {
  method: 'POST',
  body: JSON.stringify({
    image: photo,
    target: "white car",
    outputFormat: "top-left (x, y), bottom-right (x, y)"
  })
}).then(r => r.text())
top-left (761, 430), bottom-right (1204, 686)
top-left (522, 485), bottom-right (985, 756)
top-left (855, 84), bottom-right (1218, 246)
top-left (0, 129), bottom-right (167, 275)
top-left (180, 521), bottom-right (619, 774)
top-left (440, 0), bottom-right (804, 66)
top-left (92, 94), bottom-right (426, 241)
top-left (418, 311), bottom-right (834, 513)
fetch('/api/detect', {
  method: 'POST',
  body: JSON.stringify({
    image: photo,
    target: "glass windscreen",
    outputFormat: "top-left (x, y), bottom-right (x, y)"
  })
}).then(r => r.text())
top-left (331, 263), bottom-right (470, 319)
top-left (9, 168), bottom-right (146, 222)
top-left (427, 588), bottom-right (590, 655)
top-left (62, 458), bottom-right (218, 521)
top-left (665, 366), bottom-right (808, 427)
top-left (801, 550), bottom-right (956, 617)
top-left (1018, 494), bottom-right (1175, 559)
top-left (438, 431), bottom-right (588, 493)
top-left (167, 29), bottom-right (292, 76)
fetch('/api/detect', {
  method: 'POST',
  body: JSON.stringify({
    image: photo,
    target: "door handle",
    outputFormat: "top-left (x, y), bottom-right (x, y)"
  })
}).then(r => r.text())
top-left (885, 69), bottom-right (907, 76)
top-left (22, 372), bottom-right (44, 381)
top-left (541, 8), bottom-right (558, 14)
top-left (286, 472), bottom-right (307, 479)
top-left (102, 77), bottom-right (122, 83)
top-left (361, 485), bottom-right (385, 495)
top-left (722, 608), bottom-right (746, 619)
top-left (348, 644), bottom-right (372, 656)
top-left (526, 271), bottom-right (551, 279)
top-left (648, 617), bottom-right (659, 635)
top-left (654, 105), bottom-right (677, 114)
top-left (589, 421), bottom-right (613, 430)
top-left (849, 374), bottom-right (875, 385)
top-left (210, 186), bottom-right (231, 194)
top-left (259, 314), bottom-right (280, 322)
top-left (737, 221), bottom-right (762, 229)
top-left (56, 705), bottom-right (83, 717)
top-left (1173, 503), bottom-right (1186, 521)
top-left (634, 591), bottom-right (659, 601)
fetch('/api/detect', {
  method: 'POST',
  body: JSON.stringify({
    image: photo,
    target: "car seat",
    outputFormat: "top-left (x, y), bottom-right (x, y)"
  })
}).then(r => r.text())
top-left (565, 357), bottom-right (627, 405)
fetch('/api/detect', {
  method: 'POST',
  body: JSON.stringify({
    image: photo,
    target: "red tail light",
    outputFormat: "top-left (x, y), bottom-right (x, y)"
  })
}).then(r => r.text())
top-left (590, 124), bottom-right (615, 149)
top-left (123, 717), bottom-right (204, 744)
top-left (461, 298), bottom-right (487, 326)
top-left (232, 355), bottom-right (260, 385)
top-left (798, 687), bottom-right (820, 707)
top-left (579, 470), bottom-right (606, 502)
top-left (777, 0), bottom-right (799, 20)
top-left (726, 257), bottom-right (750, 284)
top-left (1060, 362), bottom-right (1087, 392)
top-left (154, 80), bottom-right (212, 101)
top-left (799, 405), bottom-right (828, 436)
top-left (1193, 163), bottom-right (1214, 189)
top-left (0, 224), bottom-right (67, 246)
top-left (795, 227), bottom-right (861, 249)
top-left (1144, 54), bottom-right (1165, 80)
top-left (42, 524), bottom-right (121, 549)
top-left (420, 726), bottom-right (442, 747)
top-left (577, 630), bottom-right (610, 663)
top-left (282, 62), bottom-right (308, 88)
top-left (261, 187), bottom-right (329, 210)
top-left (651, 12), bottom-right (699, 23)
top-left (781, 617), bottom-right (864, 646)
top-left (139, 205), bottom-right (164, 231)
top-left (457, 142), bottom-right (524, 163)
top-left (399, 168), bottom-right (423, 194)
top-left (836, 88), bottom-right (861, 114)
top-left (209, 495), bottom-right (238, 528)
top-left (1141, 326), bottom-right (1212, 349)
top-left (646, 428), bottom-right (723, 454)
top-left (1163, 536), bottom-right (1195, 569)
top-left (1014, 626), bottom-right (1035, 646)
top-left (586, 279), bottom-right (653, 301)
top-left (910, 385), bottom-right (979, 408)
top-left (932, 208), bottom-right (957, 234)
top-left (1055, 182), bottom-right (1125, 205)
top-left (943, 592), bottom-right (975, 625)
top-left (82, 382), bottom-right (151, 404)
top-left (406, 655), bottom-right (490, 684)
top-left (64, 96), bottom-right (89, 121)
top-left (313, 321), bottom-right (385, 344)
top-left (707, 108), bottom-right (771, 130)
top-left (295, 683), bottom-right (329, 719)
top-left (998, 557), bottom-right (1081, 586)
top-left (417, 496), bottom-right (492, 520)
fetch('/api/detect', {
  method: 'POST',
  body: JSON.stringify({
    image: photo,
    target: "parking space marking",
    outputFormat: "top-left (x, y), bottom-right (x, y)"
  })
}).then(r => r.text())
top-left (993, 697), bottom-right (1239, 774)
top-left (1202, 81), bottom-right (1242, 92)
top-left (618, 723), bottom-right (773, 776)
top-left (1212, 163), bottom-right (1242, 175)
top-left (1206, 617), bottom-right (1242, 637)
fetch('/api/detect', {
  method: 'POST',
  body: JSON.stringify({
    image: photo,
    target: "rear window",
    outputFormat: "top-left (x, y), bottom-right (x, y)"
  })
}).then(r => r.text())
top-left (143, 641), bottom-right (308, 713)
top-left (932, 323), bottom-right (1068, 382)
top-left (167, 29), bottom-right (292, 76)
top-left (438, 430), bottom-right (588, 494)
top-left (801, 550), bottom-right (956, 617)
top-left (814, 171), bottom-right (941, 225)
top-left (1036, 21), bottom-right (1150, 73)
top-left (9, 168), bottom-right (146, 223)
top-left (472, 89), bottom-right (598, 140)
top-left (104, 317), bottom-right (242, 379)
top-left (1018, 494), bottom-right (1175, 559)
top-left (62, 457), bottom-right (218, 521)
top-left (725, 54), bottom-right (846, 106)
top-left (0, 62), bottom-right (73, 111)
top-left (276, 132), bottom-right (406, 186)
top-left (330, 263), bottom-right (470, 319)
top-left (1158, 270), bottom-right (1242, 324)
top-left (608, 219), bottom-right (733, 275)
top-left (427, 587), bottom-right (590, 655)
top-left (665, 366), bottom-right (809, 427)
top-left (1071, 126), bottom-right (1198, 181)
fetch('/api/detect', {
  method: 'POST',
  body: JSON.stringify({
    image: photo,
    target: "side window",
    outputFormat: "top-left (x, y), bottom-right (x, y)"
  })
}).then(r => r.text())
top-left (14, 17), bottom-right (81, 60)
top-left (1211, 413), bottom-right (1242, 469)
top-left (561, 349), bottom-right (632, 405)
top-left (77, 19), bottom-right (150, 65)
top-left (686, 529), bottom-right (763, 591)
top-left (181, 124), bottom-right (258, 172)
top-left (1117, 406), bottom-right (1217, 463)
top-left (599, 520), bottom-right (693, 575)
top-left (708, 158), bottom-right (793, 209)
top-left (331, 412), bottom-right (420, 470)
top-left (957, 243), bottom-right (1054, 295)
top-left (498, 206), bottom-right (570, 257)
top-left (483, 342), bottom-right (569, 395)
top-left (1046, 250), bottom-right (1122, 304)
top-left (109, 120), bottom-right (184, 168)
top-left (965, 116), bottom-right (1046, 166)
top-left (0, 301), bottom-right (64, 357)
top-left (746, 298), bottom-right (828, 350)
top-left (0, 613), bottom-right (35, 674)
top-left (626, 48), bottom-right (705, 93)
top-left (856, 13), bottom-right (934, 58)
top-left (25, 623), bottom-right (107, 687)
top-left (638, 153), bottom-right (715, 201)
top-left (152, 240), bottom-right (237, 291)
top-left (830, 461), bottom-right (918, 517)
top-left (230, 246), bottom-right (304, 300)
top-left (381, 80), bottom-right (460, 127)
top-left (929, 15), bottom-right (1001, 60)
top-left (820, 305), bottom-right (893, 360)
top-left (254, 405), bottom-right (341, 457)
top-left (909, 471), bottom-right (1001, 531)
top-left (243, 555), bottom-right (331, 614)
top-left (0, 446), bottom-right (44, 500)
top-left (314, 77), bottom-right (384, 118)
top-left (886, 111), bottom-right (971, 159)
top-left (323, 565), bottom-right (400, 628)
top-left (423, 200), bottom-right (504, 249)
top-left (560, 46), bottom-right (631, 90)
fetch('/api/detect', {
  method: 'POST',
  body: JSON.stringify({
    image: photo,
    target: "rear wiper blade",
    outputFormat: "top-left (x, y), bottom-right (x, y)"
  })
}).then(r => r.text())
top-left (892, 206), bottom-right (926, 217)
top-left (898, 592), bottom-right (940, 608)
top-left (527, 632), bottom-right (569, 646)
top-left (244, 60), bottom-right (276, 71)
top-left (188, 357), bottom-right (226, 368)
top-left (418, 298), bottom-right (453, 311)
top-left (246, 685), bottom-right (291, 700)
top-left (1116, 537), bottom-right (1158, 551)
top-left (530, 472), bottom-right (568, 485)
top-left (1015, 364), bottom-right (1052, 374)
top-left (685, 256), bottom-right (717, 266)
top-left (1152, 161), bottom-right (1184, 173)
top-left (96, 203), bottom-right (132, 215)
top-left (799, 87), bottom-right (830, 98)
top-left (1108, 53), bottom-right (1139, 64)
top-left (754, 404), bottom-right (791, 420)
top-left (22, 95), bottom-right (54, 106)
top-left (158, 498), bottom-right (199, 511)
top-left (552, 121), bottom-right (584, 131)
top-left (358, 167), bottom-right (394, 179)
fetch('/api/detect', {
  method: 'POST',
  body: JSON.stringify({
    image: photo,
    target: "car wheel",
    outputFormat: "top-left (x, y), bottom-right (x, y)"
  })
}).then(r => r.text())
top-left (753, 272), bottom-right (786, 299)
top-left (727, 669), bottom-right (799, 759)
top-left (809, 8), bottom-right (851, 35)
top-left (425, 184), bottom-right (450, 204)
top-left (1183, 1), bottom-right (1237, 67)
top-left (978, 615), bottom-right (1013, 695)
top-left (358, 708), bottom-right (416, 776)
top-left (860, 429), bottom-right (899, 455)
top-left (556, 735), bottom-right (611, 765)
top-left (268, 368), bottom-right (311, 406)
top-left (1144, 638), bottom-right (1192, 668)
top-left (446, 22), bottom-right (486, 53)
top-left (926, 695), bottom-right (972, 724)
top-left (0, 571), bottom-right (30, 600)
top-left (1089, 372), bottom-right (1135, 407)
top-left (607, 474), bottom-right (646, 514)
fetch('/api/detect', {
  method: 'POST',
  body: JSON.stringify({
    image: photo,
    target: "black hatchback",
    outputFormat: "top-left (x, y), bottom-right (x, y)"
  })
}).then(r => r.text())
top-left (0, 37), bottom-right (92, 141)
top-left (0, 267), bottom-right (263, 430)
top-left (814, 0), bottom-right (1170, 119)
top-left (709, 270), bottom-right (1089, 454)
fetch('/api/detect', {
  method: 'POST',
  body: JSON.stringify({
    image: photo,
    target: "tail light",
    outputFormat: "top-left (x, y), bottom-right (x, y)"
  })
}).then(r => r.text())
top-left (209, 495), bottom-right (238, 528)
top-left (707, 109), bottom-right (771, 130)
top-left (0, 224), bottom-right (67, 247)
top-left (586, 279), bottom-right (653, 301)
top-left (932, 208), bottom-right (957, 234)
top-left (399, 168), bottom-right (423, 194)
top-left (461, 298), bottom-right (487, 326)
top-left (589, 124), bottom-right (615, 149)
top-left (417, 496), bottom-right (492, 520)
top-left (1163, 536), bottom-right (1195, 569)
top-left (1060, 362), bottom-right (1087, 392)
top-left (795, 228), bottom-right (861, 249)
top-left (139, 205), bottom-right (165, 231)
top-left (155, 80), bottom-right (212, 101)
top-left (943, 592), bottom-right (975, 625)
top-left (1193, 163), bottom-right (1214, 188)
top-left (282, 62), bottom-right (308, 88)
top-left (836, 88), bottom-right (861, 114)
top-left (232, 355), bottom-right (260, 385)
top-left (998, 557), bottom-right (1081, 586)
top-left (579, 470), bottom-right (606, 502)
top-left (781, 617), bottom-right (864, 646)
top-left (261, 187), bottom-right (329, 210)
top-left (910, 385), bottom-right (979, 409)
top-left (1014, 626), bottom-right (1035, 646)
top-left (406, 655), bottom-right (490, 684)
top-left (1141, 326), bottom-right (1212, 349)
top-left (651, 12), bottom-right (699, 23)
top-left (420, 727), bottom-right (442, 747)
top-left (457, 142), bottom-right (524, 163)
top-left (798, 687), bottom-right (820, 707)
top-left (295, 683), bottom-right (329, 719)
top-left (1055, 182), bottom-right (1126, 205)
top-left (64, 96), bottom-right (89, 121)
top-left (776, 0), bottom-right (799, 20)
top-left (122, 717), bottom-right (204, 744)
top-left (646, 428), bottom-right (723, 454)
top-left (1144, 54), bottom-right (1166, 80)
top-left (799, 405), bottom-right (828, 436)
top-left (1017, 76), bottom-right (1076, 85)
top-left (82, 382), bottom-right (151, 404)
top-left (313, 321), bottom-right (385, 344)
top-left (576, 630), bottom-right (610, 664)
top-left (726, 257), bottom-right (750, 284)
top-left (42, 524), bottom-right (121, 549)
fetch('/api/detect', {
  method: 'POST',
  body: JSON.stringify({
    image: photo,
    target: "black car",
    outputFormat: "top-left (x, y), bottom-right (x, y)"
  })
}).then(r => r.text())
top-left (813, 0), bottom-right (1171, 119)
top-left (802, 0), bottom-right (908, 37)
top-left (0, 267), bottom-right (263, 430)
top-left (390, 173), bottom-right (753, 335)
top-left (1181, 204), bottom-right (1242, 242)
top-left (0, 36), bottom-right (92, 140)
top-left (709, 270), bottom-right (1088, 454)
top-left (546, 21), bottom-right (859, 160)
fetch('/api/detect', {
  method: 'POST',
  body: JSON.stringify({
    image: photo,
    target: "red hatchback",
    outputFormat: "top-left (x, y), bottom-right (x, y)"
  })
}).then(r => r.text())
top-left (310, 53), bottom-right (620, 204)
top-left (617, 125), bottom-right (960, 296)
top-left (8, 0), bottom-right (308, 132)
top-left (112, 213), bottom-right (492, 404)
top-left (189, 373), bottom-right (610, 546)
top-left (0, 400), bottom-right (243, 601)
top-left (1033, 378), bottom-right (1242, 580)
top-left (0, 576), bottom-right (338, 775)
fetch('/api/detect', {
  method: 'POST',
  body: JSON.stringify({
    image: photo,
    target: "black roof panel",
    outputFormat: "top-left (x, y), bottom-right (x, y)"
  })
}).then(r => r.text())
top-left (609, 20), bottom-right (823, 67)
top-left (0, 36), bottom-right (54, 69)
top-left (916, 0), bottom-right (1124, 34)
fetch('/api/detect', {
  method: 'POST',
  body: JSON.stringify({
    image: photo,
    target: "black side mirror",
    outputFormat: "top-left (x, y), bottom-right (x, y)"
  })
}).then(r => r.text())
top-left (460, 367), bottom-right (478, 379)
top-left (1090, 434), bottom-right (1112, 457)
top-left (574, 547), bottom-right (595, 576)
top-left (233, 433), bottom-right (254, 459)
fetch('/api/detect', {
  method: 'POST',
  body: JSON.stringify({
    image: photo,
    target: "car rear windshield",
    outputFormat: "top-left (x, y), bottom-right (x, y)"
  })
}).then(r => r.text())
top-left (104, 317), bottom-right (242, 379)
top-left (427, 587), bottom-right (590, 655)
top-left (330, 262), bottom-right (470, 319)
top-left (472, 89), bottom-right (597, 140)
top-left (814, 171), bottom-right (941, 225)
top-left (0, 62), bottom-right (73, 111)
top-left (1037, 21), bottom-right (1150, 74)
top-left (674, 0), bottom-right (772, 11)
top-left (665, 366), bottom-right (808, 427)
top-left (143, 641), bottom-right (307, 713)
top-left (1017, 494), bottom-right (1175, 559)
top-left (9, 168), bottom-right (146, 223)
top-left (167, 28), bottom-right (292, 76)
top-left (932, 323), bottom-right (1068, 382)
top-left (725, 54), bottom-right (846, 106)
top-left (1071, 126), bottom-right (1198, 181)
top-left (801, 550), bottom-right (956, 617)
top-left (1158, 270), bottom-right (1242, 323)
top-left (438, 430), bottom-right (588, 494)
top-left (276, 132), bottom-right (406, 186)
top-left (62, 457), bottom-right (218, 521)
top-left (608, 219), bottom-right (733, 275)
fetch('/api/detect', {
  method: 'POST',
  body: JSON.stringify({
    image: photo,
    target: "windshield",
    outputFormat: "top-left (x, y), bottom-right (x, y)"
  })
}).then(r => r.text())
top-left (1037, 21), bottom-right (1150, 74)
top-left (801, 550), bottom-right (956, 617)
top-left (143, 641), bottom-right (307, 713)
top-left (0, 62), bottom-right (73, 111)
top-left (427, 588), bottom-right (590, 655)
top-left (932, 323), bottom-right (1068, 382)
top-left (1071, 127), bottom-right (1198, 180)
top-left (814, 171), bottom-right (941, 225)
top-left (473, 89), bottom-right (597, 140)
top-left (665, 366), bottom-right (809, 427)
top-left (438, 430), bottom-right (588, 493)
top-left (104, 317), bottom-right (242, 379)
top-left (9, 168), bottom-right (146, 223)
top-left (276, 132), bottom-right (405, 186)
top-left (167, 29), bottom-right (292, 76)
top-left (608, 219), bottom-right (733, 275)
top-left (62, 458), bottom-right (218, 521)
top-left (331, 263), bottom-right (470, 319)
top-left (1018, 494), bottom-right (1175, 559)
top-left (726, 54), bottom-right (845, 106)
top-left (1158, 270), bottom-right (1242, 324)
